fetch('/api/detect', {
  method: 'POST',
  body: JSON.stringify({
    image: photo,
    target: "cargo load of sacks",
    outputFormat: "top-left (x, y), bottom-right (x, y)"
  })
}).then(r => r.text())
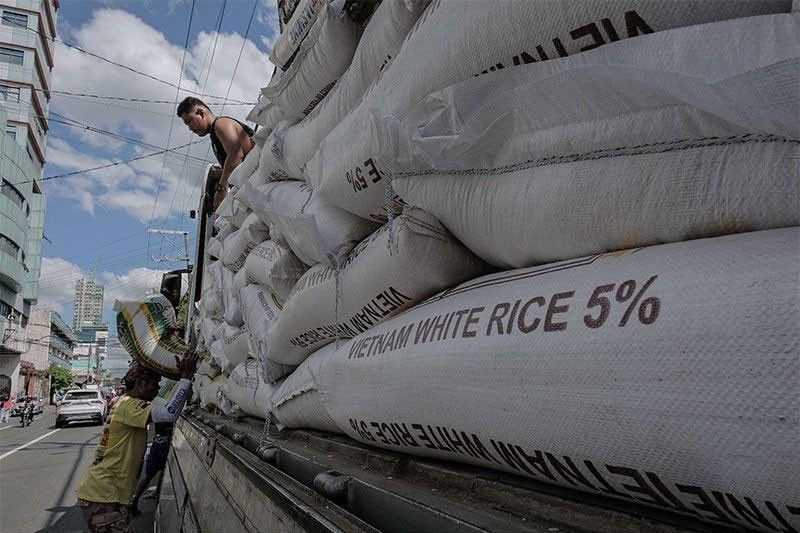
top-left (249, 0), bottom-right (364, 129)
top-left (262, 208), bottom-right (488, 366)
top-left (383, 12), bottom-right (800, 268)
top-left (238, 282), bottom-right (297, 383)
top-left (220, 359), bottom-right (279, 419)
top-left (297, 228), bottom-right (798, 533)
top-left (263, 0), bottom-right (432, 180)
top-left (307, 0), bottom-right (793, 222)
top-left (115, 293), bottom-right (189, 380)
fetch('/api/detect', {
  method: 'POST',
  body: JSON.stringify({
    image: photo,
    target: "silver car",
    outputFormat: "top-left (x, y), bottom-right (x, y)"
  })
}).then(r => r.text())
top-left (55, 389), bottom-right (107, 427)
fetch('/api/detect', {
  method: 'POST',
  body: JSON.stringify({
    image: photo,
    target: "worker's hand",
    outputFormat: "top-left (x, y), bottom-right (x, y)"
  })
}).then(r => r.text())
top-left (178, 351), bottom-right (199, 380)
top-left (212, 188), bottom-right (226, 211)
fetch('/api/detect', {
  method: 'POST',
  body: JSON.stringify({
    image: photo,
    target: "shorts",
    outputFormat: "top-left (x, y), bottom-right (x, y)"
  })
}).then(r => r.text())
top-left (145, 439), bottom-right (170, 477)
top-left (78, 499), bottom-right (132, 533)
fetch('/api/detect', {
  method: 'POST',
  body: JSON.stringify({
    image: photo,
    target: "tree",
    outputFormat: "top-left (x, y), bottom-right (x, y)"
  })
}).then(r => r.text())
top-left (47, 364), bottom-right (73, 392)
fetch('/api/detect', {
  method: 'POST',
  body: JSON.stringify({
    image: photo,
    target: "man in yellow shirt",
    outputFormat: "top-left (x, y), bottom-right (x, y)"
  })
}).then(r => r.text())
top-left (77, 354), bottom-right (197, 532)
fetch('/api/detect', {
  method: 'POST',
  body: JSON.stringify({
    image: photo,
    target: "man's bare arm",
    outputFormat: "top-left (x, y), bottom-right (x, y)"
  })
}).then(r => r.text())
top-left (213, 118), bottom-right (254, 209)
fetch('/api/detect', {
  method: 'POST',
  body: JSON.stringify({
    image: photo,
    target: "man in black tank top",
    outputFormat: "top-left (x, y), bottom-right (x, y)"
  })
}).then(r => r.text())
top-left (177, 97), bottom-right (255, 210)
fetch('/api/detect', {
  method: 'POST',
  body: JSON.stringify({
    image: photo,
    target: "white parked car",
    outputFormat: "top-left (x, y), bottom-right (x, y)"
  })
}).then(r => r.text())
top-left (56, 389), bottom-right (107, 427)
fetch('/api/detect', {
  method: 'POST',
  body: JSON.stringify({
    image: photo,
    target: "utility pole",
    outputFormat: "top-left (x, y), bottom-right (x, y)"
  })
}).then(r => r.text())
top-left (147, 229), bottom-right (190, 268)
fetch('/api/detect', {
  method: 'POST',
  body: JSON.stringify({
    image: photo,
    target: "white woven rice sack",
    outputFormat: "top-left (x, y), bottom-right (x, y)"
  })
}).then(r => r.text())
top-left (201, 287), bottom-right (223, 318)
top-left (115, 294), bottom-right (188, 380)
top-left (221, 266), bottom-right (244, 327)
top-left (238, 283), bottom-right (296, 383)
top-left (278, 0), bottom-right (432, 179)
top-left (199, 317), bottom-right (222, 345)
top-left (207, 238), bottom-right (222, 260)
top-left (216, 190), bottom-right (250, 229)
top-left (271, 0), bottom-right (327, 69)
top-left (255, 125), bottom-right (297, 184)
top-left (209, 323), bottom-right (251, 374)
top-left (238, 180), bottom-right (379, 266)
top-left (228, 145), bottom-right (262, 188)
top-left (259, 0), bottom-right (361, 130)
top-left (253, 125), bottom-right (272, 148)
top-left (307, 0), bottom-right (792, 221)
top-left (223, 201), bottom-right (250, 229)
top-left (388, 15), bottom-right (800, 268)
top-left (198, 356), bottom-right (221, 379)
top-left (220, 359), bottom-right (279, 419)
top-left (201, 375), bottom-right (226, 409)
top-left (398, 140), bottom-right (799, 268)
top-left (217, 390), bottom-right (240, 416)
top-left (206, 261), bottom-right (225, 290)
top-left (394, 13), bottom-right (800, 170)
top-left (244, 240), bottom-right (308, 303)
top-left (248, 94), bottom-right (286, 129)
top-left (319, 227), bottom-right (800, 532)
top-left (213, 217), bottom-right (234, 238)
top-left (265, 209), bottom-right (489, 365)
top-left (195, 375), bottom-right (211, 406)
top-left (271, 344), bottom-right (340, 433)
top-left (221, 213), bottom-right (269, 271)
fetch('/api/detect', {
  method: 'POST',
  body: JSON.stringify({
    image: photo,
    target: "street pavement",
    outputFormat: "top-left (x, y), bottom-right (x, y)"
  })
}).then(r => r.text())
top-left (0, 405), bottom-right (157, 533)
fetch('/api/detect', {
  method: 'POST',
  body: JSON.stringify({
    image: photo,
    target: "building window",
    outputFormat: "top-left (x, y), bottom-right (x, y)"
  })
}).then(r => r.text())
top-left (0, 46), bottom-right (24, 66)
top-left (26, 136), bottom-right (39, 165)
top-left (1, 180), bottom-right (25, 209)
top-left (0, 233), bottom-right (20, 258)
top-left (5, 125), bottom-right (16, 140)
top-left (1, 11), bottom-right (28, 29)
top-left (0, 84), bottom-right (20, 102)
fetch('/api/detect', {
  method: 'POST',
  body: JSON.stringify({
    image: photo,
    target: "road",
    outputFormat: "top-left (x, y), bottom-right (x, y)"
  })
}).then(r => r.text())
top-left (0, 405), bottom-right (101, 532)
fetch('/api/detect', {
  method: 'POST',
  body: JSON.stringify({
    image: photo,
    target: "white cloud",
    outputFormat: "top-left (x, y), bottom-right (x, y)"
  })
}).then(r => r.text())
top-left (36, 257), bottom-right (86, 315)
top-left (37, 257), bottom-right (170, 319)
top-left (49, 7), bottom-right (274, 224)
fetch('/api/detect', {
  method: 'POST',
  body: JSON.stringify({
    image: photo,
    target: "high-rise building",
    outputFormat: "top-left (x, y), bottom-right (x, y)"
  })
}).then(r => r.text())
top-left (0, 1), bottom-right (58, 402)
top-left (73, 278), bottom-right (105, 330)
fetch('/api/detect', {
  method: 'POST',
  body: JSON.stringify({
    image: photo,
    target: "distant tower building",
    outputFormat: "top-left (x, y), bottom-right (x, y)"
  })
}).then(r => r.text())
top-left (73, 279), bottom-right (104, 330)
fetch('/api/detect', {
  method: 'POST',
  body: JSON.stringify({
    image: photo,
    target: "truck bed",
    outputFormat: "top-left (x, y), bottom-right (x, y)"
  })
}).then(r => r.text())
top-left (157, 409), bottom-right (744, 533)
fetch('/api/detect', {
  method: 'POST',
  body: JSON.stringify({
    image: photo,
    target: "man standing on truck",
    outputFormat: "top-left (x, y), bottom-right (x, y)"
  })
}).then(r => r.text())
top-left (177, 97), bottom-right (255, 211)
top-left (76, 355), bottom-right (198, 532)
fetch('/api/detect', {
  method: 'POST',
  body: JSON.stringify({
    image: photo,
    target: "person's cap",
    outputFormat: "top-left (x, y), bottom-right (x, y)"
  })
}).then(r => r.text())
top-left (123, 362), bottom-right (160, 383)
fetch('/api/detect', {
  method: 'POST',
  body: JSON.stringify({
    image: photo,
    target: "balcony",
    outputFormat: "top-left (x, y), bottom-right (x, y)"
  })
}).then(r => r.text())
top-left (48, 334), bottom-right (73, 357)
top-left (0, 317), bottom-right (28, 354)
top-left (48, 352), bottom-right (71, 369)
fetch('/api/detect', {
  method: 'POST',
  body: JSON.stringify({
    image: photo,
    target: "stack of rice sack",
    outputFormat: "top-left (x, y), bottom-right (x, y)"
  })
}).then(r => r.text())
top-left (233, 1), bottom-right (800, 530)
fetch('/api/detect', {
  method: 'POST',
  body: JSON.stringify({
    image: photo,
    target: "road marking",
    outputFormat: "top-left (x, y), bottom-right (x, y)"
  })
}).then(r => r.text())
top-left (0, 429), bottom-right (60, 460)
top-left (0, 425), bottom-right (15, 432)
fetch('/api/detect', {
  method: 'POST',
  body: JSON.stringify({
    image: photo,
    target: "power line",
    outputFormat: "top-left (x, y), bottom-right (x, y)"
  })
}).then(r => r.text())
top-left (174, 0), bottom-right (259, 233)
top-left (3, 99), bottom-right (213, 167)
top-left (46, 89), bottom-right (254, 105)
top-left (34, 247), bottom-right (156, 281)
top-left (220, 0), bottom-right (258, 117)
top-left (18, 143), bottom-right (194, 185)
top-left (162, 0), bottom-right (229, 235)
top-left (21, 25), bottom-right (251, 104)
top-left (47, 133), bottom-right (211, 174)
top-left (149, 0), bottom-right (196, 244)
top-left (60, 230), bottom-right (145, 261)
top-left (48, 110), bottom-right (212, 165)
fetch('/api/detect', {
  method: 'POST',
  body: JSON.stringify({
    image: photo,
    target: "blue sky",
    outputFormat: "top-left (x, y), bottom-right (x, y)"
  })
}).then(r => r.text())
top-left (36, 0), bottom-right (279, 374)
